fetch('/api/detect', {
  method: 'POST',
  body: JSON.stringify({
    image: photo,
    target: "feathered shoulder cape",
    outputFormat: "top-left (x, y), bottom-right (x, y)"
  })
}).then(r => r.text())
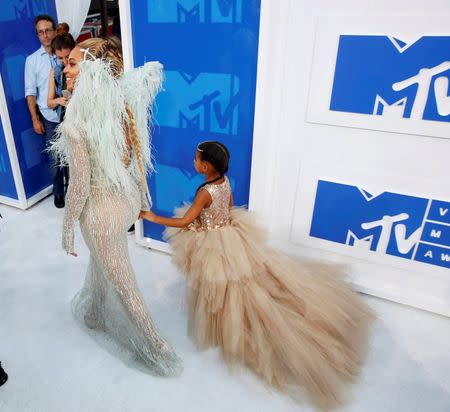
top-left (50, 59), bottom-right (163, 196)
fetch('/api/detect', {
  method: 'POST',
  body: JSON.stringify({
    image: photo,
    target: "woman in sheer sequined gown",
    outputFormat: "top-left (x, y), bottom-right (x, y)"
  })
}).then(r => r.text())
top-left (52, 38), bottom-right (181, 376)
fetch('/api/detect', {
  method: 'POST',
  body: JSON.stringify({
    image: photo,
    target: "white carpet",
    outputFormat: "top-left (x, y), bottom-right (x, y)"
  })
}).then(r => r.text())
top-left (1, 197), bottom-right (450, 412)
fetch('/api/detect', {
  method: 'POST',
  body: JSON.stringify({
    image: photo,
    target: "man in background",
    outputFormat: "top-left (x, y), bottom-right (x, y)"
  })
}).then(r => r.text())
top-left (24, 15), bottom-right (66, 208)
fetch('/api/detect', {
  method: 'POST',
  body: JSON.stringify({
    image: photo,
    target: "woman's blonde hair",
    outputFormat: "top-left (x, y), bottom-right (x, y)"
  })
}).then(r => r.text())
top-left (78, 37), bottom-right (150, 202)
top-left (78, 36), bottom-right (124, 76)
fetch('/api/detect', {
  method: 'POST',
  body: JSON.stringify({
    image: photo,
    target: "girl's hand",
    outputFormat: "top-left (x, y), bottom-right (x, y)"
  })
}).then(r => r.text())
top-left (139, 210), bottom-right (156, 222)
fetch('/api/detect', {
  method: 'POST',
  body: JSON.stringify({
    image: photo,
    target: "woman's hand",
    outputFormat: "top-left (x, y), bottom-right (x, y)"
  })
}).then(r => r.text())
top-left (139, 210), bottom-right (156, 222)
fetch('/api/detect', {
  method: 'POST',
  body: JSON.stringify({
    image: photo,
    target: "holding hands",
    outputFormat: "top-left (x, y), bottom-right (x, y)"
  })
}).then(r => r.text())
top-left (139, 210), bottom-right (156, 222)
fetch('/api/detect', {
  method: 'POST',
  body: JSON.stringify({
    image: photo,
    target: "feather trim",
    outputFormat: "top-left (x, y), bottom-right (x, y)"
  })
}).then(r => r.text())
top-left (49, 59), bottom-right (163, 197)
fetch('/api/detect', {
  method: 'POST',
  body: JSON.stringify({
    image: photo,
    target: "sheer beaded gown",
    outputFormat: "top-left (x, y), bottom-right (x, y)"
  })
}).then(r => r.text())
top-left (53, 59), bottom-right (181, 376)
top-left (165, 177), bottom-right (373, 409)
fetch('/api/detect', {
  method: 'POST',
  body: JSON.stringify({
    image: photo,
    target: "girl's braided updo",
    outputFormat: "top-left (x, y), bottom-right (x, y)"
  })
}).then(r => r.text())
top-left (195, 141), bottom-right (230, 194)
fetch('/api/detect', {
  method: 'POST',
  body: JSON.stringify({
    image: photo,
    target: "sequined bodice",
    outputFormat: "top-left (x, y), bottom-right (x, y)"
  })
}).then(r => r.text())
top-left (194, 177), bottom-right (231, 231)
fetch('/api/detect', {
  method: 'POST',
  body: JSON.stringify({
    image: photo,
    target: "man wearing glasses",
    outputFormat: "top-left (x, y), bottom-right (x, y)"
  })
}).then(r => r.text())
top-left (24, 15), bottom-right (66, 208)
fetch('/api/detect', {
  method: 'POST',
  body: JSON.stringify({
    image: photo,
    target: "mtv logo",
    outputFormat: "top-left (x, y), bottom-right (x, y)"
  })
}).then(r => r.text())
top-left (0, 0), bottom-right (29, 22)
top-left (177, 3), bottom-right (200, 23)
top-left (346, 231), bottom-right (374, 250)
top-left (155, 70), bottom-right (239, 135)
top-left (310, 181), bottom-right (450, 268)
top-left (147, 0), bottom-right (243, 24)
top-left (415, 205), bottom-right (450, 269)
top-left (415, 243), bottom-right (450, 269)
top-left (310, 181), bottom-right (427, 257)
top-left (373, 96), bottom-right (407, 118)
top-left (0, 0), bottom-right (53, 22)
top-left (428, 200), bottom-right (450, 225)
top-left (330, 35), bottom-right (450, 124)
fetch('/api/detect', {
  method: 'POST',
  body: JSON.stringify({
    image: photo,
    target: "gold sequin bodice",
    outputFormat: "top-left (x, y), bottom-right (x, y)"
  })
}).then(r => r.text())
top-left (194, 177), bottom-right (231, 231)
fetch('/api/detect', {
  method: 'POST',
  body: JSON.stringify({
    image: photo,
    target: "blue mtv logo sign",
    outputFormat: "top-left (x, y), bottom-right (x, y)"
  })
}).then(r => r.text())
top-left (156, 70), bottom-right (239, 135)
top-left (147, 0), bottom-right (243, 23)
top-left (0, 0), bottom-right (49, 22)
top-left (330, 36), bottom-right (450, 123)
top-left (310, 180), bottom-right (450, 269)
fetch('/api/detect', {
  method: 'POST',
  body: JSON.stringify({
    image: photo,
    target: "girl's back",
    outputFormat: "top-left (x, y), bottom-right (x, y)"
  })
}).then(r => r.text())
top-left (194, 177), bottom-right (231, 231)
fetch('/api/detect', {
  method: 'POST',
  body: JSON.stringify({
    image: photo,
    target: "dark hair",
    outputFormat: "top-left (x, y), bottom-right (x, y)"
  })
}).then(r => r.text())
top-left (51, 33), bottom-right (76, 51)
top-left (195, 141), bottom-right (230, 194)
top-left (56, 22), bottom-right (70, 35)
top-left (34, 15), bottom-right (56, 30)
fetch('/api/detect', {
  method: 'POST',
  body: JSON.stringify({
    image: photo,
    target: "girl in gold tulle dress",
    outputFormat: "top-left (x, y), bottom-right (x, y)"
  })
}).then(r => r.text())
top-left (140, 141), bottom-right (374, 410)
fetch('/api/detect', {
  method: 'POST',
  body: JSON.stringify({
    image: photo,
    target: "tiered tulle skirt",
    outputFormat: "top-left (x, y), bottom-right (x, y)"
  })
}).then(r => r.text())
top-left (165, 208), bottom-right (373, 410)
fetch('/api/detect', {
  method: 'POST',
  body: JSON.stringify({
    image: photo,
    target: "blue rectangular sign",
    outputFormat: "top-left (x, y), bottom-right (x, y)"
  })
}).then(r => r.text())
top-left (310, 180), bottom-right (450, 269)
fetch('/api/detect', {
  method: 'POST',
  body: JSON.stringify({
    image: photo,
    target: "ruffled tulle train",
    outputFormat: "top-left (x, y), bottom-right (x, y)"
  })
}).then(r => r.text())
top-left (165, 207), bottom-right (373, 410)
